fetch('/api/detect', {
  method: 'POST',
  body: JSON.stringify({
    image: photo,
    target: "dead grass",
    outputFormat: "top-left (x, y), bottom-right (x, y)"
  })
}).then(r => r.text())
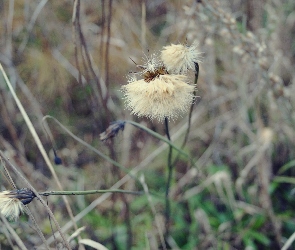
top-left (0, 0), bottom-right (295, 249)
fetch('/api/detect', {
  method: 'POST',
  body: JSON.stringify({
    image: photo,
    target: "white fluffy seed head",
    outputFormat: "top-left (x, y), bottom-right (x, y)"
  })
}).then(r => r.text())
top-left (161, 42), bottom-right (202, 74)
top-left (0, 191), bottom-right (24, 221)
top-left (127, 74), bottom-right (137, 84)
top-left (121, 74), bottom-right (195, 121)
top-left (141, 52), bottom-right (162, 73)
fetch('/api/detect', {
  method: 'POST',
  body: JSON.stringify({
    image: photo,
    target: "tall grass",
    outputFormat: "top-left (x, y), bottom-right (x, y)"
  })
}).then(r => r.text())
top-left (0, 0), bottom-right (295, 249)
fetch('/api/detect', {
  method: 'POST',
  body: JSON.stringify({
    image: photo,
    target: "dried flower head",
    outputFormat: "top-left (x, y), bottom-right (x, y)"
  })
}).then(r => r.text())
top-left (161, 42), bottom-right (202, 74)
top-left (0, 188), bottom-right (35, 221)
top-left (100, 120), bottom-right (126, 141)
top-left (122, 74), bottom-right (195, 121)
top-left (0, 191), bottom-right (23, 221)
top-left (141, 52), bottom-right (162, 73)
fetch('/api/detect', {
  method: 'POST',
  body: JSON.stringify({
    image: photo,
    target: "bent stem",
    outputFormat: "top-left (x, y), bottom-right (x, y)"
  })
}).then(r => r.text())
top-left (164, 117), bottom-right (173, 241)
top-left (0, 158), bottom-right (49, 250)
top-left (0, 65), bottom-right (71, 249)
top-left (181, 62), bottom-right (199, 149)
top-left (0, 152), bottom-right (68, 250)
top-left (126, 120), bottom-right (190, 162)
top-left (170, 62), bottom-right (200, 170)
top-left (42, 115), bottom-right (140, 183)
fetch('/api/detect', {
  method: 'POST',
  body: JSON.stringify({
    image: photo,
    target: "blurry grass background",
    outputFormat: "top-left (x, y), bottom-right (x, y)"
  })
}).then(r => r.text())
top-left (1, 0), bottom-right (295, 249)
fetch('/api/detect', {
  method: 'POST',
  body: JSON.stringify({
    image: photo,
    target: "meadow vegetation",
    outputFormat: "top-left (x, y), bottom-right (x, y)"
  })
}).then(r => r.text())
top-left (0, 0), bottom-right (295, 249)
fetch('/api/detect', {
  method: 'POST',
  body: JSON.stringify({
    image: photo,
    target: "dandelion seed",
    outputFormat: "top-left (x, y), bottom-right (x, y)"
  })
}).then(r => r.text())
top-left (141, 53), bottom-right (162, 73)
top-left (127, 74), bottom-right (137, 84)
top-left (122, 74), bottom-right (195, 121)
top-left (0, 188), bottom-right (35, 221)
top-left (161, 42), bottom-right (202, 74)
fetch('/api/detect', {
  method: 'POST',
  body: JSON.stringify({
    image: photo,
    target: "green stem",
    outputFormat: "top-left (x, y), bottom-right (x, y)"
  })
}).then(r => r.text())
top-left (39, 189), bottom-right (142, 196)
top-left (273, 176), bottom-right (295, 185)
top-left (126, 120), bottom-right (190, 161)
top-left (164, 117), bottom-right (173, 241)
top-left (42, 116), bottom-right (140, 183)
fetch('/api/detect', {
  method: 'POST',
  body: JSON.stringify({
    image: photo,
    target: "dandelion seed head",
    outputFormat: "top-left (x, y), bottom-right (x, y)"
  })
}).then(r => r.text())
top-left (121, 74), bottom-right (195, 121)
top-left (127, 74), bottom-right (137, 84)
top-left (141, 52), bottom-right (162, 73)
top-left (131, 52), bottom-right (168, 83)
top-left (0, 190), bottom-right (24, 221)
top-left (122, 47), bottom-right (199, 122)
top-left (161, 42), bottom-right (202, 74)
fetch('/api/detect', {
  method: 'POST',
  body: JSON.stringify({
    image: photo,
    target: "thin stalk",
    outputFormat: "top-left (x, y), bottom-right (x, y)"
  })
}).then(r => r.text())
top-left (273, 176), bottom-right (295, 185)
top-left (42, 115), bottom-right (139, 183)
top-left (0, 159), bottom-right (50, 250)
top-left (124, 199), bottom-right (132, 249)
top-left (0, 65), bottom-right (71, 249)
top-left (140, 176), bottom-right (167, 250)
top-left (126, 120), bottom-right (190, 162)
top-left (141, 0), bottom-right (146, 49)
top-left (0, 152), bottom-right (67, 250)
top-left (39, 189), bottom-right (142, 196)
top-left (1, 215), bottom-right (28, 250)
top-left (164, 117), bottom-right (173, 241)
top-left (42, 116), bottom-right (165, 201)
top-left (72, 0), bottom-right (82, 86)
top-left (104, 0), bottom-right (112, 92)
top-left (181, 62), bottom-right (199, 149)
top-left (170, 62), bottom-right (200, 171)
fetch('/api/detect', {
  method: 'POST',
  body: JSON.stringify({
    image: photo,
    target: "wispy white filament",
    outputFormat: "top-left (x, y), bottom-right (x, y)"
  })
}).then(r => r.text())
top-left (161, 42), bottom-right (202, 74)
top-left (0, 191), bottom-right (24, 221)
top-left (122, 74), bottom-right (195, 121)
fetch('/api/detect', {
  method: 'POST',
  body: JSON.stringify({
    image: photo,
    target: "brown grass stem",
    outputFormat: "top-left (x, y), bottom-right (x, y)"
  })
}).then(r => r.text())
top-left (104, 0), bottom-right (112, 92)
top-left (0, 152), bottom-right (65, 250)
top-left (45, 115), bottom-right (200, 245)
top-left (0, 160), bottom-right (48, 246)
top-left (126, 120), bottom-right (190, 161)
top-left (1, 215), bottom-right (28, 250)
top-left (140, 175), bottom-right (167, 250)
top-left (0, 64), bottom-right (71, 249)
top-left (42, 115), bottom-right (140, 182)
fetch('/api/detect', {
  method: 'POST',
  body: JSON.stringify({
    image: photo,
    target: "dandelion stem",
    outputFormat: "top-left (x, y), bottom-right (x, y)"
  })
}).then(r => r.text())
top-left (126, 120), bottom-right (190, 161)
top-left (164, 117), bottom-right (173, 241)
top-left (165, 118), bottom-right (171, 141)
top-left (39, 189), bottom-right (143, 196)
top-left (170, 62), bottom-right (200, 173)
top-left (42, 116), bottom-right (140, 183)
top-left (181, 62), bottom-right (199, 149)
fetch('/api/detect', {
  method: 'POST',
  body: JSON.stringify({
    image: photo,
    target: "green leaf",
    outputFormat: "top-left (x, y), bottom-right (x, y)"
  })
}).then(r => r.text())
top-left (246, 230), bottom-right (271, 246)
top-left (278, 160), bottom-right (295, 174)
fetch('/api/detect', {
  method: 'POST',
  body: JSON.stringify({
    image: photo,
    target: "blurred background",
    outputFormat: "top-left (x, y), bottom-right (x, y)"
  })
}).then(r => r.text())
top-left (1, 0), bottom-right (295, 249)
